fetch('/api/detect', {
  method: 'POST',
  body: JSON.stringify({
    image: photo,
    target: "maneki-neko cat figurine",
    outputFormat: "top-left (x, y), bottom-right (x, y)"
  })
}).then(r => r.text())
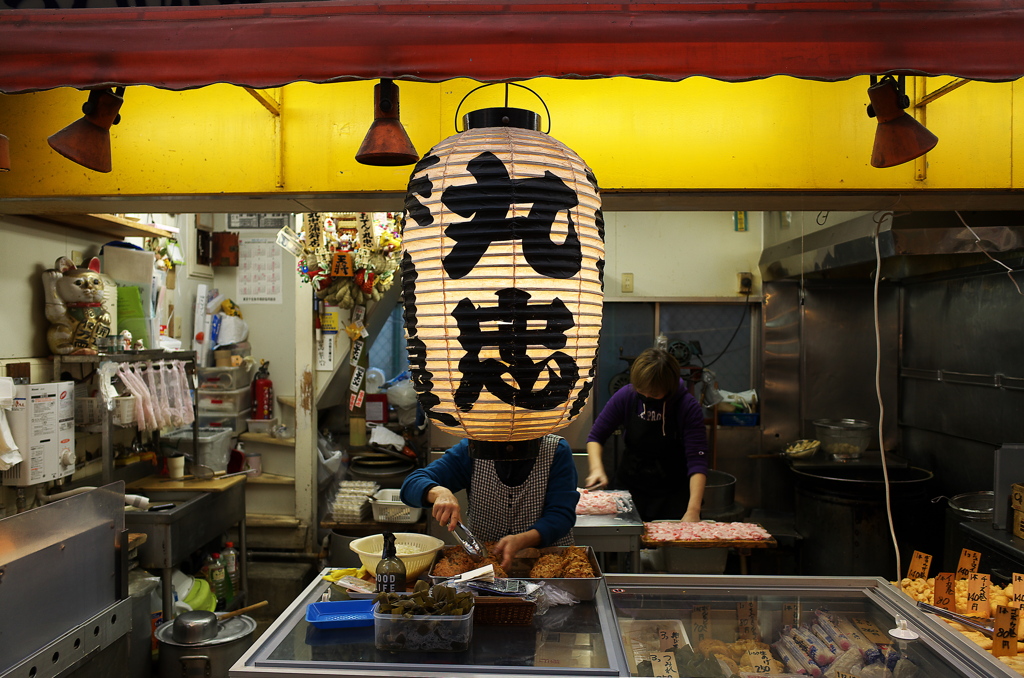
top-left (43, 256), bottom-right (113, 355)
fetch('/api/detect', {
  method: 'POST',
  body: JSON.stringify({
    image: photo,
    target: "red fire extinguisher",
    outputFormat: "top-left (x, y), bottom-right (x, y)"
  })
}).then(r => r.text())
top-left (252, 361), bottom-right (274, 420)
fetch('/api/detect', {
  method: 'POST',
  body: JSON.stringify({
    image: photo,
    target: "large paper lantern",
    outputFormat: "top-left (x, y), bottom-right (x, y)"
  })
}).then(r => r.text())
top-left (403, 107), bottom-right (604, 457)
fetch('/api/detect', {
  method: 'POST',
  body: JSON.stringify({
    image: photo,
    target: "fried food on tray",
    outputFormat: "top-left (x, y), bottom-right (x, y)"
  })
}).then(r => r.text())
top-left (432, 546), bottom-right (508, 578)
top-left (562, 546), bottom-right (596, 578)
top-left (529, 553), bottom-right (565, 578)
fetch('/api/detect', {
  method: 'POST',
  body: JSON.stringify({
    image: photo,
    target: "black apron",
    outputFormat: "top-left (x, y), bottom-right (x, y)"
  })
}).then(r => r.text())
top-left (613, 399), bottom-right (691, 522)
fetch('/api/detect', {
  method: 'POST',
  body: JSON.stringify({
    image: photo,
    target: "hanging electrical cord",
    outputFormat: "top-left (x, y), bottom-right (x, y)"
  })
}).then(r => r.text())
top-left (701, 290), bottom-right (751, 369)
top-left (954, 210), bottom-right (1023, 295)
top-left (872, 209), bottom-right (902, 583)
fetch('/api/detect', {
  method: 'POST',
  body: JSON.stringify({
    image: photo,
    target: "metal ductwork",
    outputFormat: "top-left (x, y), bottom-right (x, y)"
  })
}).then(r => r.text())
top-left (760, 211), bottom-right (1024, 282)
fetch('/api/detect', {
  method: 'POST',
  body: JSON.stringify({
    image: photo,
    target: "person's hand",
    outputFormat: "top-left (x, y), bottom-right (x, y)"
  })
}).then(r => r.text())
top-left (681, 507), bottom-right (701, 523)
top-left (491, 531), bottom-right (539, 570)
top-left (427, 486), bottom-right (461, 531)
top-left (584, 470), bottom-right (608, 490)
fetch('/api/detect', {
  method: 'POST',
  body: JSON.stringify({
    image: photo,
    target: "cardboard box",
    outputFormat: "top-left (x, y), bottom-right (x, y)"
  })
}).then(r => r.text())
top-left (1012, 510), bottom-right (1024, 540)
top-left (1011, 483), bottom-right (1024, 514)
top-left (2, 382), bottom-right (75, 486)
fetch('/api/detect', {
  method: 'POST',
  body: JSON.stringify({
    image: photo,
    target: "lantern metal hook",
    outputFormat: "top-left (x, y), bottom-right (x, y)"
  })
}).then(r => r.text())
top-left (454, 82), bottom-right (551, 134)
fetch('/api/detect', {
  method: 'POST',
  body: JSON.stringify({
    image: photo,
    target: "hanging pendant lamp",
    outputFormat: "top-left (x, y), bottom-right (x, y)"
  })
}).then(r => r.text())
top-left (47, 87), bottom-right (125, 173)
top-left (355, 79), bottom-right (419, 166)
top-left (402, 83), bottom-right (605, 459)
top-left (867, 75), bottom-right (938, 169)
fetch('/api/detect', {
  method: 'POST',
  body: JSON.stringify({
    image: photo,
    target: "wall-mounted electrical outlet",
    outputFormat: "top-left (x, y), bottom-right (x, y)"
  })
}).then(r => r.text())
top-left (621, 272), bottom-right (635, 294)
top-left (738, 272), bottom-right (753, 295)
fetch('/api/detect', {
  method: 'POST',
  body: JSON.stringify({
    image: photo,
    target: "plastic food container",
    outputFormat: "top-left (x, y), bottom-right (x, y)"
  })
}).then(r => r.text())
top-left (197, 386), bottom-right (252, 414)
top-left (813, 418), bottom-right (872, 460)
top-left (197, 365), bottom-right (252, 391)
top-left (198, 409), bottom-right (251, 434)
top-left (245, 417), bottom-right (278, 435)
top-left (162, 427), bottom-right (234, 473)
top-left (306, 599), bottom-right (375, 629)
top-left (373, 603), bottom-right (473, 652)
top-left (349, 533), bottom-right (444, 580)
top-left (371, 489), bottom-right (424, 524)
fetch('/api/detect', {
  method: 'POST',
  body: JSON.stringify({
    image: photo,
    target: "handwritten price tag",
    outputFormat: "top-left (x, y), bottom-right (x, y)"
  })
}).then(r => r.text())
top-left (737, 601), bottom-right (757, 639)
top-left (691, 605), bottom-right (710, 647)
top-left (967, 573), bottom-right (992, 617)
top-left (744, 649), bottom-right (773, 673)
top-left (994, 605), bottom-right (1020, 657)
top-left (907, 551), bottom-right (932, 580)
top-left (957, 549), bottom-right (981, 579)
top-left (934, 573), bottom-right (957, 612)
top-left (782, 603), bottom-right (799, 628)
top-left (649, 652), bottom-right (679, 677)
top-left (658, 626), bottom-right (681, 651)
top-left (851, 617), bottom-right (890, 645)
top-left (1014, 573), bottom-right (1024, 608)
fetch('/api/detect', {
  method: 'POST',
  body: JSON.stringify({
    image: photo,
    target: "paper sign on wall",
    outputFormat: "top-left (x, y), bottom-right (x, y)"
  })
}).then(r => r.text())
top-left (350, 365), bottom-right (366, 393)
top-left (317, 334), bottom-right (334, 371)
top-left (350, 340), bottom-right (365, 367)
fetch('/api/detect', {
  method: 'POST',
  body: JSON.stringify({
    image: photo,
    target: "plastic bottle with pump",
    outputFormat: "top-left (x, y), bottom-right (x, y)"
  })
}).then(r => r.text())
top-left (222, 541), bottom-right (240, 598)
top-left (375, 531), bottom-right (406, 593)
top-left (251, 360), bottom-right (274, 420)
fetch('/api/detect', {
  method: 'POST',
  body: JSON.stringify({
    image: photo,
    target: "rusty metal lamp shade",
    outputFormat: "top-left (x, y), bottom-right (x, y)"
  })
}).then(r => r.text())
top-left (402, 106), bottom-right (605, 458)
top-left (867, 77), bottom-right (938, 169)
top-left (0, 134), bottom-right (9, 171)
top-left (47, 87), bottom-right (124, 173)
top-left (355, 79), bottom-right (419, 166)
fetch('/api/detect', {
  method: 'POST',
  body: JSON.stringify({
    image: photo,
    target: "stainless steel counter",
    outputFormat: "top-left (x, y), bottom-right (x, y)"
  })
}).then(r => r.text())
top-left (574, 508), bottom-right (644, 573)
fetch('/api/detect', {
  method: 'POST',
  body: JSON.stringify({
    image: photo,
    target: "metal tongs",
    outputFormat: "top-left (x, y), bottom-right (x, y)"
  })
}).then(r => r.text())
top-left (453, 521), bottom-right (489, 562)
top-left (917, 601), bottom-right (994, 637)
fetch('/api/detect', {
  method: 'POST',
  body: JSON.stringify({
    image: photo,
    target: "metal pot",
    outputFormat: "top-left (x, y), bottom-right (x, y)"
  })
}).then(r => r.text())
top-left (945, 491), bottom-right (994, 521)
top-left (702, 470), bottom-right (736, 513)
top-left (156, 612), bottom-right (256, 678)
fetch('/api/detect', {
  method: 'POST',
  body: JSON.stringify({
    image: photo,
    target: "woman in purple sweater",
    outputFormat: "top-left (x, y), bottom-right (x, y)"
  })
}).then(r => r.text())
top-left (586, 348), bottom-right (709, 522)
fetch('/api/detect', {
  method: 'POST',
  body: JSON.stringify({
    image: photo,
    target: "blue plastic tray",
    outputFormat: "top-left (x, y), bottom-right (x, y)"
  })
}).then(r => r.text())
top-left (305, 599), bottom-right (376, 629)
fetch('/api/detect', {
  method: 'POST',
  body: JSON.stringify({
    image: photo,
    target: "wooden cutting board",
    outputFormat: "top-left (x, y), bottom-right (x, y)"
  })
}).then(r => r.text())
top-left (127, 473), bottom-right (247, 492)
top-left (641, 523), bottom-right (777, 549)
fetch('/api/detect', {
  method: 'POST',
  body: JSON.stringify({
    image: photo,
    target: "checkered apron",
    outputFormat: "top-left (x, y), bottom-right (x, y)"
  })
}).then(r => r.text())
top-left (468, 434), bottom-right (574, 546)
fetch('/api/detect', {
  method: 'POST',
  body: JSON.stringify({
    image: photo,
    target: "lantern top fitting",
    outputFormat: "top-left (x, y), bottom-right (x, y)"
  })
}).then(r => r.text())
top-left (463, 107), bottom-right (540, 132)
top-left (468, 438), bottom-right (542, 461)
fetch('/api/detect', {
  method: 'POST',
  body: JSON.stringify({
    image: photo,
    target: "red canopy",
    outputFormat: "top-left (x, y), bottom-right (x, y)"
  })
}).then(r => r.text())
top-left (2, 0), bottom-right (1024, 93)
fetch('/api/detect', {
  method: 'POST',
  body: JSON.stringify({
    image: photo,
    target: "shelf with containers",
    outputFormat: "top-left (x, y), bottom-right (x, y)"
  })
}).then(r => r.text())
top-left (54, 350), bottom-right (200, 484)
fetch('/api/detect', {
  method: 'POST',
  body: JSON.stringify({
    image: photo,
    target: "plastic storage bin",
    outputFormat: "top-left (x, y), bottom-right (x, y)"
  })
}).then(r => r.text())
top-left (373, 603), bottom-right (473, 652)
top-left (246, 417), bottom-right (278, 435)
top-left (197, 365), bottom-right (252, 391)
top-left (371, 488), bottom-right (423, 524)
top-left (197, 387), bottom-right (251, 414)
top-left (198, 409), bottom-right (250, 434)
top-left (162, 427), bottom-right (234, 473)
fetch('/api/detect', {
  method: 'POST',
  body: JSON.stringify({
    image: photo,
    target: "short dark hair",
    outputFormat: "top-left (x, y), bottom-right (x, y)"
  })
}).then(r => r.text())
top-left (630, 348), bottom-right (680, 397)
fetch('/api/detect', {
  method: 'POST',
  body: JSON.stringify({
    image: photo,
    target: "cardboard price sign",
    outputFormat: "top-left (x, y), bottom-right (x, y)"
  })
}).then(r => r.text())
top-left (737, 601), bottom-right (757, 639)
top-left (850, 617), bottom-right (890, 645)
top-left (957, 549), bottom-right (982, 579)
top-left (744, 649), bottom-right (773, 673)
top-left (934, 573), bottom-right (957, 612)
top-left (967, 573), bottom-right (992, 617)
top-left (658, 626), bottom-right (681, 652)
top-left (649, 653), bottom-right (679, 678)
top-left (994, 605), bottom-right (1020, 657)
top-left (691, 606), bottom-right (710, 647)
top-left (907, 551), bottom-right (933, 580)
top-left (782, 603), bottom-right (799, 629)
top-left (1013, 573), bottom-right (1024, 608)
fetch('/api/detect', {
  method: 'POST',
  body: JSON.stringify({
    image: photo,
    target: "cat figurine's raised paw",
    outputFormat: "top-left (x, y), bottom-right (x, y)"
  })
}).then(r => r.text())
top-left (44, 256), bottom-right (112, 355)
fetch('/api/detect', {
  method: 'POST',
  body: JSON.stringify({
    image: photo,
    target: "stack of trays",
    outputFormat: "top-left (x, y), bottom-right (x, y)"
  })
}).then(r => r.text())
top-left (330, 481), bottom-right (379, 522)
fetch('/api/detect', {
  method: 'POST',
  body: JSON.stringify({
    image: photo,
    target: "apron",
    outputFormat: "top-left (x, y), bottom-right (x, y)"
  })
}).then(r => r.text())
top-left (468, 434), bottom-right (574, 546)
top-left (614, 397), bottom-right (691, 521)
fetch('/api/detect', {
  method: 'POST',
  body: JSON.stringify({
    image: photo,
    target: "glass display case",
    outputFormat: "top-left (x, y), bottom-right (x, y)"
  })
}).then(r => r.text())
top-left (230, 571), bottom-right (1019, 677)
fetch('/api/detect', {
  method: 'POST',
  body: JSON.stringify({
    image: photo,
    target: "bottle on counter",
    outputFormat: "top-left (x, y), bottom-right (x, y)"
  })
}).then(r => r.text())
top-left (222, 541), bottom-right (240, 597)
top-left (375, 531), bottom-right (406, 593)
top-left (207, 552), bottom-right (233, 609)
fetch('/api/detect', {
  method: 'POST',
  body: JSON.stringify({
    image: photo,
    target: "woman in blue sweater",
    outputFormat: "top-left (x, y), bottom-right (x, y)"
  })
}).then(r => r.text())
top-left (401, 434), bottom-right (579, 570)
top-left (586, 348), bottom-right (709, 522)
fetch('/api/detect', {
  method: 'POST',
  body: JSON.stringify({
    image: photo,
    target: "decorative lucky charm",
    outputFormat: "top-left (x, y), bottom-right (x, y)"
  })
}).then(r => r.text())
top-left (402, 107), bottom-right (605, 457)
top-left (355, 269), bottom-right (376, 294)
top-left (43, 256), bottom-right (114, 355)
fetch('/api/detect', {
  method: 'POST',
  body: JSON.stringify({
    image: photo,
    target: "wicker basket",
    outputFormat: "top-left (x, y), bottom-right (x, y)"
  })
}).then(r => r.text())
top-left (472, 596), bottom-right (536, 626)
